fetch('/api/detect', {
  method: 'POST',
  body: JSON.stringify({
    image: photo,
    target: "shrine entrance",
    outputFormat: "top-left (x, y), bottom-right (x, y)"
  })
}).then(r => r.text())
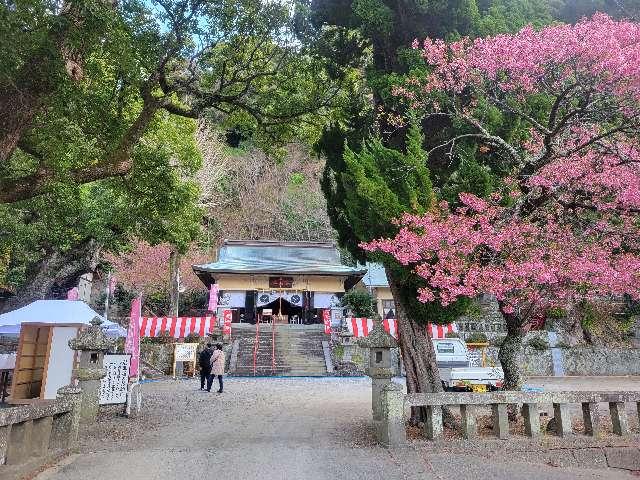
top-left (258, 297), bottom-right (303, 324)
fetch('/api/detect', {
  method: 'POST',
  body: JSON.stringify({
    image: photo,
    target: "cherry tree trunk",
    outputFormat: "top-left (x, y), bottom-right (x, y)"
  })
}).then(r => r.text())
top-left (386, 268), bottom-right (444, 425)
top-left (497, 307), bottom-right (525, 391)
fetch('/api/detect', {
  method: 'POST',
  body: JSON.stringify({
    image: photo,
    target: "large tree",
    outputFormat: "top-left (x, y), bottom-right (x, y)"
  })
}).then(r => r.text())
top-left (308, 0), bottom-right (556, 416)
top-left (0, 0), bottom-right (342, 203)
top-left (364, 14), bottom-right (640, 389)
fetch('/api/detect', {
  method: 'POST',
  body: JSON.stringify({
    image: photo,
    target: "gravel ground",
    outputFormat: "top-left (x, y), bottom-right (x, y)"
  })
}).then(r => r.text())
top-left (31, 376), bottom-right (638, 480)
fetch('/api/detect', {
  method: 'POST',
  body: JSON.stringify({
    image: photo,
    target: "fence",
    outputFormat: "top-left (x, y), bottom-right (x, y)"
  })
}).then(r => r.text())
top-left (0, 386), bottom-right (81, 466)
top-left (376, 385), bottom-right (640, 448)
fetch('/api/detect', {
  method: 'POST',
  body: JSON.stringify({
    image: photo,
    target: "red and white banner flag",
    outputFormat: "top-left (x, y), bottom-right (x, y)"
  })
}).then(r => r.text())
top-left (383, 318), bottom-right (398, 338)
top-left (222, 309), bottom-right (232, 335)
top-left (126, 296), bottom-right (142, 377)
top-left (139, 316), bottom-right (216, 338)
top-left (347, 317), bottom-right (373, 337)
top-left (322, 309), bottom-right (331, 334)
top-left (426, 322), bottom-right (458, 339)
top-left (208, 283), bottom-right (219, 312)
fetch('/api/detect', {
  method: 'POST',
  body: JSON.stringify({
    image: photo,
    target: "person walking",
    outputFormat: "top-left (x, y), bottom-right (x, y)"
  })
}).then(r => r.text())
top-left (199, 343), bottom-right (214, 391)
top-left (210, 343), bottom-right (225, 393)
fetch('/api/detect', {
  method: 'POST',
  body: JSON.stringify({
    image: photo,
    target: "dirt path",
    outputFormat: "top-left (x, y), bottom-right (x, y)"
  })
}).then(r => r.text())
top-left (33, 377), bottom-right (637, 480)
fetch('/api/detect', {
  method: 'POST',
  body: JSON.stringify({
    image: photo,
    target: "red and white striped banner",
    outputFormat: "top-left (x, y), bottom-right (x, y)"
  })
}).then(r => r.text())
top-left (139, 316), bottom-right (216, 338)
top-left (222, 310), bottom-right (232, 336)
top-left (346, 318), bottom-right (456, 339)
top-left (427, 322), bottom-right (458, 339)
top-left (346, 318), bottom-right (398, 338)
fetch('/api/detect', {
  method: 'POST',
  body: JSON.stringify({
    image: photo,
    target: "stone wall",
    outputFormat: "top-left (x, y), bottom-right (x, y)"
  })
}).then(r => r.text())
top-left (140, 344), bottom-right (174, 375)
top-left (486, 341), bottom-right (640, 377)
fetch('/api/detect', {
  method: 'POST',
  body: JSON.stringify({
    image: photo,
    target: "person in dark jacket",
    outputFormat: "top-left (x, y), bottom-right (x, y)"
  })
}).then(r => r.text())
top-left (199, 343), bottom-right (214, 391)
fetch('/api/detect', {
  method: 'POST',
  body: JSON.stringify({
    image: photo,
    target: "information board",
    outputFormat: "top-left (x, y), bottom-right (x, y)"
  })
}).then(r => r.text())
top-left (174, 343), bottom-right (198, 362)
top-left (99, 354), bottom-right (131, 405)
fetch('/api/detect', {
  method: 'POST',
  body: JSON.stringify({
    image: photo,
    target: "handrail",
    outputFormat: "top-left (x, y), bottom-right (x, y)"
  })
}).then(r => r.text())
top-left (253, 318), bottom-right (260, 376)
top-left (271, 320), bottom-right (276, 374)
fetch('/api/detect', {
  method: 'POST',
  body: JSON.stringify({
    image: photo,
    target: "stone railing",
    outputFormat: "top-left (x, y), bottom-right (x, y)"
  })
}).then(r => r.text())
top-left (0, 386), bottom-right (81, 466)
top-left (377, 384), bottom-right (640, 448)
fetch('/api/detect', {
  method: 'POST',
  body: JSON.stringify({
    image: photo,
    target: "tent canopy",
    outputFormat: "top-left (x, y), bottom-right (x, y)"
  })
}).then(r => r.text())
top-left (0, 300), bottom-right (126, 337)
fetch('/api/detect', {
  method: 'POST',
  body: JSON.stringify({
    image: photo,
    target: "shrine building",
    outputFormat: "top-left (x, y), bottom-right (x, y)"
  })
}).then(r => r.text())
top-left (192, 240), bottom-right (366, 325)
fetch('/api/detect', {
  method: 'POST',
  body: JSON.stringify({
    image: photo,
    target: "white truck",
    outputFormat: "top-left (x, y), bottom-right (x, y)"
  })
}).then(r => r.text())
top-left (434, 338), bottom-right (504, 392)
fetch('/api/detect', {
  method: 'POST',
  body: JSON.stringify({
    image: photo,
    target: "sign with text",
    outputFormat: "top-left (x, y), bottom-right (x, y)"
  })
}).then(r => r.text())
top-left (222, 309), bottom-right (233, 335)
top-left (322, 309), bottom-right (331, 334)
top-left (174, 343), bottom-right (198, 362)
top-left (99, 354), bottom-right (131, 405)
top-left (268, 276), bottom-right (293, 288)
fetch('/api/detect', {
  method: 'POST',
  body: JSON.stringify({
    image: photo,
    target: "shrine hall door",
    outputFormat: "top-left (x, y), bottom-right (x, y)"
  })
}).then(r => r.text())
top-left (11, 325), bottom-right (52, 400)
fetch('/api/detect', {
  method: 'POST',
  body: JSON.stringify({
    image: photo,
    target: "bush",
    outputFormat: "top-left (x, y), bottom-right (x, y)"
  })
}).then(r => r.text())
top-left (340, 289), bottom-right (376, 318)
top-left (527, 337), bottom-right (549, 351)
top-left (490, 335), bottom-right (506, 347)
top-left (465, 332), bottom-right (487, 343)
top-left (546, 306), bottom-right (566, 319)
top-left (445, 331), bottom-right (460, 338)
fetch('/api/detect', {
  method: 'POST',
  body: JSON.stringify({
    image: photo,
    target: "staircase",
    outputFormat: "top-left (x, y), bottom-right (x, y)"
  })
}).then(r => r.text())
top-left (231, 324), bottom-right (328, 376)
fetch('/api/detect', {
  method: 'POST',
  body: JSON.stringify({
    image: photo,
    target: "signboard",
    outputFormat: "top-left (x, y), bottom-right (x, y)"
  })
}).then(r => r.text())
top-left (172, 343), bottom-right (198, 378)
top-left (99, 354), bottom-right (131, 405)
top-left (269, 276), bottom-right (293, 288)
top-left (174, 343), bottom-right (198, 362)
top-left (322, 309), bottom-right (331, 335)
top-left (222, 309), bottom-right (232, 336)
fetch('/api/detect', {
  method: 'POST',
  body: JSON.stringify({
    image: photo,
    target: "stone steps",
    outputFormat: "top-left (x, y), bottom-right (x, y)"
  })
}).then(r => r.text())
top-left (231, 325), bottom-right (328, 376)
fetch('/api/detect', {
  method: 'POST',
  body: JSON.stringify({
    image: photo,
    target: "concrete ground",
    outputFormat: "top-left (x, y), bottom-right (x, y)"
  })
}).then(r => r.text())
top-left (32, 376), bottom-right (640, 480)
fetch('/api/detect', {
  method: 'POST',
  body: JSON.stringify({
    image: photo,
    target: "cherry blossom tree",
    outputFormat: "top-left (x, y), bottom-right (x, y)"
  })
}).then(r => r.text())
top-left (364, 14), bottom-right (640, 389)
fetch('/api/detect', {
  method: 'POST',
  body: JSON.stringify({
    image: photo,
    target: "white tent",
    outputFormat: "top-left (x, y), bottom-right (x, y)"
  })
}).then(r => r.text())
top-left (0, 300), bottom-right (126, 338)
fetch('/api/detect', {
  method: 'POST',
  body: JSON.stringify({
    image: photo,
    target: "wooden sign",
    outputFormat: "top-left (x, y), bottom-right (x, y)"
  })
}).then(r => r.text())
top-left (269, 276), bottom-right (293, 288)
top-left (99, 354), bottom-right (131, 405)
top-left (172, 343), bottom-right (198, 378)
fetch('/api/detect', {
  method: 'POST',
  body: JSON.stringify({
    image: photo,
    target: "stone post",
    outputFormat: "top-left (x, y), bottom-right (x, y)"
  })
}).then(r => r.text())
top-left (609, 402), bottom-right (630, 436)
top-left (51, 386), bottom-right (82, 451)
top-left (523, 403), bottom-right (541, 438)
top-left (68, 317), bottom-right (115, 423)
top-left (357, 318), bottom-right (398, 422)
top-left (460, 404), bottom-right (477, 439)
top-left (582, 402), bottom-right (599, 437)
top-left (491, 403), bottom-right (509, 439)
top-left (423, 405), bottom-right (443, 440)
top-left (552, 402), bottom-right (573, 437)
top-left (378, 383), bottom-right (407, 448)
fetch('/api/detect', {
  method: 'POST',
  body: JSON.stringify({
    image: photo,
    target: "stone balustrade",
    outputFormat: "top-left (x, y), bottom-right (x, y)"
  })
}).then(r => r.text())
top-left (0, 386), bottom-right (81, 466)
top-left (377, 386), bottom-right (640, 448)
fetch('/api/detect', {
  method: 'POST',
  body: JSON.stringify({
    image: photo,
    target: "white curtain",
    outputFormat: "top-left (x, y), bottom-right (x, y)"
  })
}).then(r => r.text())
top-left (218, 291), bottom-right (246, 308)
top-left (314, 292), bottom-right (340, 309)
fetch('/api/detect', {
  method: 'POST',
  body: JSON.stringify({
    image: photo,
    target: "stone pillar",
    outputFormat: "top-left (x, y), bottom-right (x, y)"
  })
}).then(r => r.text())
top-left (460, 404), bottom-right (477, 439)
top-left (582, 402), bottom-right (599, 437)
top-left (5, 420), bottom-right (33, 465)
top-left (51, 386), bottom-right (82, 451)
top-left (523, 403), bottom-right (541, 438)
top-left (68, 317), bottom-right (115, 423)
top-left (492, 403), bottom-right (509, 439)
top-left (338, 332), bottom-right (355, 363)
top-left (378, 383), bottom-right (407, 448)
top-left (31, 417), bottom-right (53, 457)
top-left (423, 405), bottom-right (443, 440)
top-left (0, 424), bottom-right (11, 465)
top-left (552, 402), bottom-right (573, 437)
top-left (609, 402), bottom-right (630, 436)
top-left (358, 318), bottom-right (398, 422)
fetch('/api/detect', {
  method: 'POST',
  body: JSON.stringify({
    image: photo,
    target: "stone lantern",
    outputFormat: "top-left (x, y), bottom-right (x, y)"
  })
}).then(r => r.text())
top-left (357, 317), bottom-right (397, 422)
top-left (69, 316), bottom-right (115, 422)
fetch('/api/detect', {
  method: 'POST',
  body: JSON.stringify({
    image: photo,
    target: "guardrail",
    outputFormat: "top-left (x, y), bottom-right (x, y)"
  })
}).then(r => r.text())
top-left (0, 386), bottom-right (81, 466)
top-left (376, 384), bottom-right (640, 448)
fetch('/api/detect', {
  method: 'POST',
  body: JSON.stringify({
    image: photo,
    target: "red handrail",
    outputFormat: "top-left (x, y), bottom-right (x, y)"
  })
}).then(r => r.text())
top-left (253, 317), bottom-right (260, 376)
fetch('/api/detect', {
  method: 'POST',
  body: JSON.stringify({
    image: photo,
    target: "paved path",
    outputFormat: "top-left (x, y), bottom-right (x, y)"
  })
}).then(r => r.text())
top-left (35, 377), bottom-right (638, 480)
